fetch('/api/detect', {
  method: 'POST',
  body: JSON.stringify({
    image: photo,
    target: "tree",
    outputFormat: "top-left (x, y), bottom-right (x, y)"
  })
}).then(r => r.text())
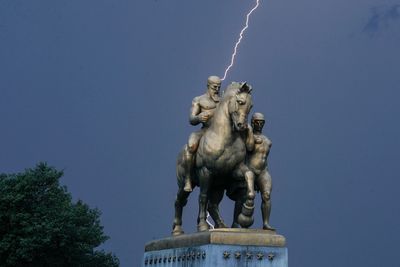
top-left (0, 163), bottom-right (119, 267)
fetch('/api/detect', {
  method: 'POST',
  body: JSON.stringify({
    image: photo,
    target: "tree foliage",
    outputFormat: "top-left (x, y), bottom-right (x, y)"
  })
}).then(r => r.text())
top-left (0, 163), bottom-right (119, 267)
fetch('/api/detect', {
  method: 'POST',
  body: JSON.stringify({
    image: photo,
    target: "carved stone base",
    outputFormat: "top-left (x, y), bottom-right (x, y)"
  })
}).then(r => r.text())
top-left (142, 229), bottom-right (288, 266)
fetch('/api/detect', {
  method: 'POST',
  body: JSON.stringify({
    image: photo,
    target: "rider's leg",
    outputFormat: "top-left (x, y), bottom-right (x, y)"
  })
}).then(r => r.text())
top-left (183, 131), bottom-right (202, 192)
top-left (257, 170), bottom-right (275, 230)
top-left (183, 145), bottom-right (194, 192)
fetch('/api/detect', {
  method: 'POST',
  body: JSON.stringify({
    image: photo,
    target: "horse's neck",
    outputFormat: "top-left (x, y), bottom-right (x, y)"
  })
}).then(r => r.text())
top-left (209, 101), bottom-right (233, 141)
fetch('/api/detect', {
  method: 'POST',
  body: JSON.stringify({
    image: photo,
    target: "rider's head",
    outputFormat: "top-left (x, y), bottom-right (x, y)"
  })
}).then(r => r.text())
top-left (251, 112), bottom-right (265, 133)
top-left (207, 76), bottom-right (221, 96)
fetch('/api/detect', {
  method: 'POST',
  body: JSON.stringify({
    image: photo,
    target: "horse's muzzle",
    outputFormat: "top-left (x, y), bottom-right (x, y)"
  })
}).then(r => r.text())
top-left (235, 122), bottom-right (246, 131)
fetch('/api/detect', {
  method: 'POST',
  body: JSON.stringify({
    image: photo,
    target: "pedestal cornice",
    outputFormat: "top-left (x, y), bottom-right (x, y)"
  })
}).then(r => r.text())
top-left (145, 228), bottom-right (286, 252)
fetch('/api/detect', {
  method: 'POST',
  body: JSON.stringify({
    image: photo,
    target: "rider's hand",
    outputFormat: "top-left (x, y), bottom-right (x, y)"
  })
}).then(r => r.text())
top-left (198, 112), bottom-right (210, 123)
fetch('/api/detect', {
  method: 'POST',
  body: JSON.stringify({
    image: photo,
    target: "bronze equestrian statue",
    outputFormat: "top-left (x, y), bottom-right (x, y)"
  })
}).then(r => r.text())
top-left (172, 81), bottom-right (256, 235)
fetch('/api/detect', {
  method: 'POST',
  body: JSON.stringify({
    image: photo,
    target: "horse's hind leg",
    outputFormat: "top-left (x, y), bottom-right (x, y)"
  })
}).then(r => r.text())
top-left (208, 187), bottom-right (227, 228)
top-left (197, 167), bottom-right (211, 232)
top-left (172, 188), bottom-right (190, 236)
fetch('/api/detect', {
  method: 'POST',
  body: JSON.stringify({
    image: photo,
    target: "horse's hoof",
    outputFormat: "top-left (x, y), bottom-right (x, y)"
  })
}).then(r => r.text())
top-left (172, 225), bottom-right (184, 236)
top-left (238, 213), bottom-right (254, 228)
top-left (241, 203), bottom-right (255, 216)
top-left (231, 222), bottom-right (240, 228)
top-left (197, 221), bottom-right (209, 232)
top-left (215, 221), bottom-right (228, 229)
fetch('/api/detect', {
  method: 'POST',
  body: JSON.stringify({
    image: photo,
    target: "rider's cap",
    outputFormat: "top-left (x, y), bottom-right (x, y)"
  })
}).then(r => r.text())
top-left (252, 112), bottom-right (265, 121)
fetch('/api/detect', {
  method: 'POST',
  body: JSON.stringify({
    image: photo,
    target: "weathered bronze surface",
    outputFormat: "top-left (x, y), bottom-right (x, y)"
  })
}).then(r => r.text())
top-left (182, 76), bottom-right (221, 193)
top-left (146, 229), bottom-right (286, 252)
top-left (172, 76), bottom-right (277, 236)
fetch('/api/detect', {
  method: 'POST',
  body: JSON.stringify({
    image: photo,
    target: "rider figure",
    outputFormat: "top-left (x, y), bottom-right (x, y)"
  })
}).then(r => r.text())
top-left (183, 76), bottom-right (221, 192)
top-left (247, 112), bottom-right (275, 230)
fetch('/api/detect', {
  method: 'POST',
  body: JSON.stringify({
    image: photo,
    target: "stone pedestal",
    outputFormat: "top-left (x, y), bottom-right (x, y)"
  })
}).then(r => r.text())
top-left (142, 229), bottom-right (288, 267)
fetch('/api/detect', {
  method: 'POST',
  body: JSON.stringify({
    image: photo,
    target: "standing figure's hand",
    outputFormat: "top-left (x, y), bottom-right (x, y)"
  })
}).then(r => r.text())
top-left (254, 135), bottom-right (263, 144)
top-left (246, 124), bottom-right (252, 133)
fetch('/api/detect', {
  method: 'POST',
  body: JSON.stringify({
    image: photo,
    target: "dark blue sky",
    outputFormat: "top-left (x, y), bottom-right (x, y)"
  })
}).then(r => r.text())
top-left (1, 0), bottom-right (399, 266)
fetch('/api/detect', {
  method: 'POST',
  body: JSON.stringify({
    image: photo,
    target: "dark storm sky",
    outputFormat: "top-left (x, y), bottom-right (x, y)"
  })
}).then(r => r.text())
top-left (1, 0), bottom-right (400, 266)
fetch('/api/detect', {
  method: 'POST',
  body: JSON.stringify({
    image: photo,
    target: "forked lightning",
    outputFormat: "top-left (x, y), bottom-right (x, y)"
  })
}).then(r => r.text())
top-left (221, 0), bottom-right (261, 81)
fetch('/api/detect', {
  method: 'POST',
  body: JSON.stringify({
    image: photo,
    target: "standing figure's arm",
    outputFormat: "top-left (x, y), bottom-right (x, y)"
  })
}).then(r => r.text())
top-left (244, 124), bottom-right (255, 152)
top-left (264, 137), bottom-right (272, 157)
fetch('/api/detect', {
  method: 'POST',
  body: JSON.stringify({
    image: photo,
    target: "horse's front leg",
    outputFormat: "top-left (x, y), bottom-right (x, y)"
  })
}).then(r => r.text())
top-left (197, 167), bottom-right (211, 232)
top-left (244, 170), bottom-right (256, 205)
top-left (208, 187), bottom-right (228, 228)
top-left (231, 190), bottom-right (246, 228)
top-left (237, 165), bottom-right (256, 228)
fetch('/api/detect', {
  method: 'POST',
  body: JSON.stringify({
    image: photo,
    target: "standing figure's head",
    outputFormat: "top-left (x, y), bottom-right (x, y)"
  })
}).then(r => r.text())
top-left (251, 112), bottom-right (265, 133)
top-left (207, 76), bottom-right (221, 97)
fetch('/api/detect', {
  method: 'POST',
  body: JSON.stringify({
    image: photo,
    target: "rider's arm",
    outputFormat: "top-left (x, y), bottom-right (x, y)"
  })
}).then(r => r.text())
top-left (189, 97), bottom-right (201, 125)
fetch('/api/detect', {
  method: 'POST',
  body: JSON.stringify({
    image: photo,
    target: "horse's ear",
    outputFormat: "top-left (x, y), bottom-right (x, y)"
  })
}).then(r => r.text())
top-left (247, 85), bottom-right (253, 94)
top-left (239, 82), bottom-right (247, 92)
top-left (239, 82), bottom-right (252, 94)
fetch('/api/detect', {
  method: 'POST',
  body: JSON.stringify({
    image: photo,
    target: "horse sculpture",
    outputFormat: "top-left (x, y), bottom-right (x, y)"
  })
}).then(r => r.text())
top-left (172, 82), bottom-right (255, 235)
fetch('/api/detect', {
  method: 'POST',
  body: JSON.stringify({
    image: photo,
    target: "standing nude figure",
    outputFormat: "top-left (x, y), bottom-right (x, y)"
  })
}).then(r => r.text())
top-left (232, 112), bottom-right (275, 230)
top-left (183, 76), bottom-right (221, 192)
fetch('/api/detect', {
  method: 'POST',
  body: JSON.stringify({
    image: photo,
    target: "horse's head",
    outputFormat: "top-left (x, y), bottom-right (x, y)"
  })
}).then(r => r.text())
top-left (227, 82), bottom-right (253, 132)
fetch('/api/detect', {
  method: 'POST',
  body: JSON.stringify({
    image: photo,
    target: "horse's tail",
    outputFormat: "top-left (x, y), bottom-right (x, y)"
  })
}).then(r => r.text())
top-left (176, 145), bottom-right (186, 188)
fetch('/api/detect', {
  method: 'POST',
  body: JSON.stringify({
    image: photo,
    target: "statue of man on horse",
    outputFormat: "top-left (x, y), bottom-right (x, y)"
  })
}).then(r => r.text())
top-left (173, 77), bottom-right (268, 235)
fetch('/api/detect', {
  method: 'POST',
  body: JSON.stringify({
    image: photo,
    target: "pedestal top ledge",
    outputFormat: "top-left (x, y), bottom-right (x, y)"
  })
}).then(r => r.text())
top-left (145, 228), bottom-right (286, 252)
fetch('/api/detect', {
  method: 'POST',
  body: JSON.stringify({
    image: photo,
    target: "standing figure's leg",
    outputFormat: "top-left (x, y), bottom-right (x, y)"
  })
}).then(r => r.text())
top-left (197, 167), bottom-right (212, 232)
top-left (172, 188), bottom-right (191, 235)
top-left (257, 170), bottom-right (275, 230)
top-left (207, 187), bottom-right (227, 228)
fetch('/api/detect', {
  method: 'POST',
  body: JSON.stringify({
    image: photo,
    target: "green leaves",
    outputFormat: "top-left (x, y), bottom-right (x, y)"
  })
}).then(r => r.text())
top-left (0, 163), bottom-right (119, 267)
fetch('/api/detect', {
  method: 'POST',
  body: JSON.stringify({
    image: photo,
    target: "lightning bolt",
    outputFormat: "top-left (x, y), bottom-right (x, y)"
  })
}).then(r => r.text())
top-left (206, 212), bottom-right (215, 229)
top-left (221, 0), bottom-right (261, 81)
